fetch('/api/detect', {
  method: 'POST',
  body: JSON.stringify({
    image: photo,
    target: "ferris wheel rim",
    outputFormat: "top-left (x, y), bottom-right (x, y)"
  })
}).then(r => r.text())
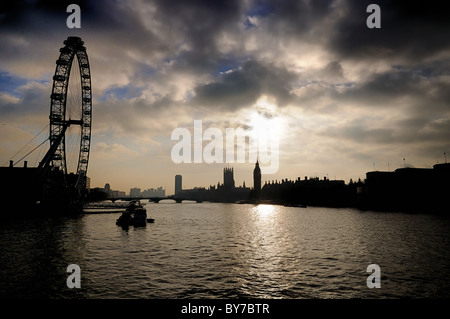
top-left (49, 36), bottom-right (92, 188)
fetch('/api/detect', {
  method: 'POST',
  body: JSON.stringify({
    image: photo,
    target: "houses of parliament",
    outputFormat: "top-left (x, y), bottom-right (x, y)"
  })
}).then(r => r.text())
top-left (174, 161), bottom-right (262, 203)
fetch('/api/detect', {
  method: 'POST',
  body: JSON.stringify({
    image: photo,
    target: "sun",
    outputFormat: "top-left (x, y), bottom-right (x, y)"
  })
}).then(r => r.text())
top-left (246, 95), bottom-right (283, 159)
top-left (249, 95), bottom-right (282, 134)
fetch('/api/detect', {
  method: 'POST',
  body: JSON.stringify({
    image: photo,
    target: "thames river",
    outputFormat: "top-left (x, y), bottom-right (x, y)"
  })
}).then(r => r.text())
top-left (1, 202), bottom-right (450, 299)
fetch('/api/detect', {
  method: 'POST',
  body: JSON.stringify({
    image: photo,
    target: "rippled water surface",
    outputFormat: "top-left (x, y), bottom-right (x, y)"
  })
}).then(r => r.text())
top-left (1, 203), bottom-right (450, 298)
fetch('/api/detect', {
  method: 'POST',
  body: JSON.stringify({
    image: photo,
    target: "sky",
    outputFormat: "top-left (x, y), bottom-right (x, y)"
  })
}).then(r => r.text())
top-left (1, 0), bottom-right (449, 195)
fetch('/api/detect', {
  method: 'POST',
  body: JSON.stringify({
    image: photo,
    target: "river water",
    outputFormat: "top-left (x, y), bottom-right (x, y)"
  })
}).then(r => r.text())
top-left (1, 202), bottom-right (450, 299)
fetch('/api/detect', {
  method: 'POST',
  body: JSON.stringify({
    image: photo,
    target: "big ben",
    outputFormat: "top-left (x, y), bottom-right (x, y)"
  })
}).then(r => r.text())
top-left (253, 160), bottom-right (261, 198)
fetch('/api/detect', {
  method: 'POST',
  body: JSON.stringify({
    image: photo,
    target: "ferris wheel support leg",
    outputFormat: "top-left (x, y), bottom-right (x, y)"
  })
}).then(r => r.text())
top-left (37, 125), bottom-right (68, 176)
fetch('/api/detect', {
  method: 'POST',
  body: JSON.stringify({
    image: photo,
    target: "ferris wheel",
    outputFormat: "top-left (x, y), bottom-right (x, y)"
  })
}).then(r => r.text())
top-left (48, 36), bottom-right (92, 189)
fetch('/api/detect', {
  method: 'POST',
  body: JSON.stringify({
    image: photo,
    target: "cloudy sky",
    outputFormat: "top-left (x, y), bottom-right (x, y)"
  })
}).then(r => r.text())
top-left (1, 0), bottom-right (449, 194)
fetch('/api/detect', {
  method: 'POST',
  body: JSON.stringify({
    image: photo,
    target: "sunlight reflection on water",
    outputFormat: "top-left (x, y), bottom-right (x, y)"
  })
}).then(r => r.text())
top-left (1, 203), bottom-right (450, 298)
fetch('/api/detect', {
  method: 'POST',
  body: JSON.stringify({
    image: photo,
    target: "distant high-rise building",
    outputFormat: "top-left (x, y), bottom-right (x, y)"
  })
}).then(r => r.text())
top-left (130, 187), bottom-right (141, 198)
top-left (104, 183), bottom-right (111, 193)
top-left (223, 167), bottom-right (235, 189)
top-left (157, 186), bottom-right (165, 197)
top-left (175, 175), bottom-right (182, 195)
top-left (253, 160), bottom-right (261, 197)
top-left (142, 187), bottom-right (166, 197)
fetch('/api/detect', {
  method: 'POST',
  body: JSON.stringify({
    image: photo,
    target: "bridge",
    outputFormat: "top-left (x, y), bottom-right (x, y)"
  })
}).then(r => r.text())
top-left (107, 196), bottom-right (204, 204)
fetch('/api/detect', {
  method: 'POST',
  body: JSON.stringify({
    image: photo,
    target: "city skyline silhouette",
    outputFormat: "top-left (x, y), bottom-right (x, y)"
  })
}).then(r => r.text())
top-left (1, 1), bottom-right (450, 196)
top-left (1, 1), bottom-right (450, 310)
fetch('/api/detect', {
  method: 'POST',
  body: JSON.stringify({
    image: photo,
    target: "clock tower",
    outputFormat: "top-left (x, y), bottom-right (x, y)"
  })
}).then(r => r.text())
top-left (253, 160), bottom-right (261, 198)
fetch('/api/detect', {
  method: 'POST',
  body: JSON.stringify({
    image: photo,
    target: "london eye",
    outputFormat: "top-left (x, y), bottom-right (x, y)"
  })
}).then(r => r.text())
top-left (47, 36), bottom-right (92, 190)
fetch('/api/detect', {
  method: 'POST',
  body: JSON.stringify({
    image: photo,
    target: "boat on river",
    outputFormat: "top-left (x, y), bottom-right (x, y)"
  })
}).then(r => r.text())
top-left (283, 203), bottom-right (307, 208)
top-left (116, 200), bottom-right (154, 227)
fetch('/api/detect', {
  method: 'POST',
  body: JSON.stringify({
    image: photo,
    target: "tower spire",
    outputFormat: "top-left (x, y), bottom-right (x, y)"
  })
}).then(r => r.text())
top-left (253, 160), bottom-right (261, 198)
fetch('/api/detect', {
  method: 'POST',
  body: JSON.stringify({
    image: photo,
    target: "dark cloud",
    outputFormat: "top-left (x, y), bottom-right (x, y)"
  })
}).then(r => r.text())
top-left (397, 118), bottom-right (450, 144)
top-left (343, 69), bottom-right (424, 103)
top-left (260, 0), bottom-right (335, 35)
top-left (328, 0), bottom-right (450, 62)
top-left (152, 0), bottom-right (243, 72)
top-left (0, 0), bottom-right (98, 31)
top-left (320, 61), bottom-right (345, 82)
top-left (323, 123), bottom-right (395, 145)
top-left (0, 81), bottom-right (50, 118)
top-left (247, 0), bottom-right (450, 64)
top-left (335, 63), bottom-right (450, 113)
top-left (193, 60), bottom-right (296, 110)
top-left (320, 111), bottom-right (450, 149)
